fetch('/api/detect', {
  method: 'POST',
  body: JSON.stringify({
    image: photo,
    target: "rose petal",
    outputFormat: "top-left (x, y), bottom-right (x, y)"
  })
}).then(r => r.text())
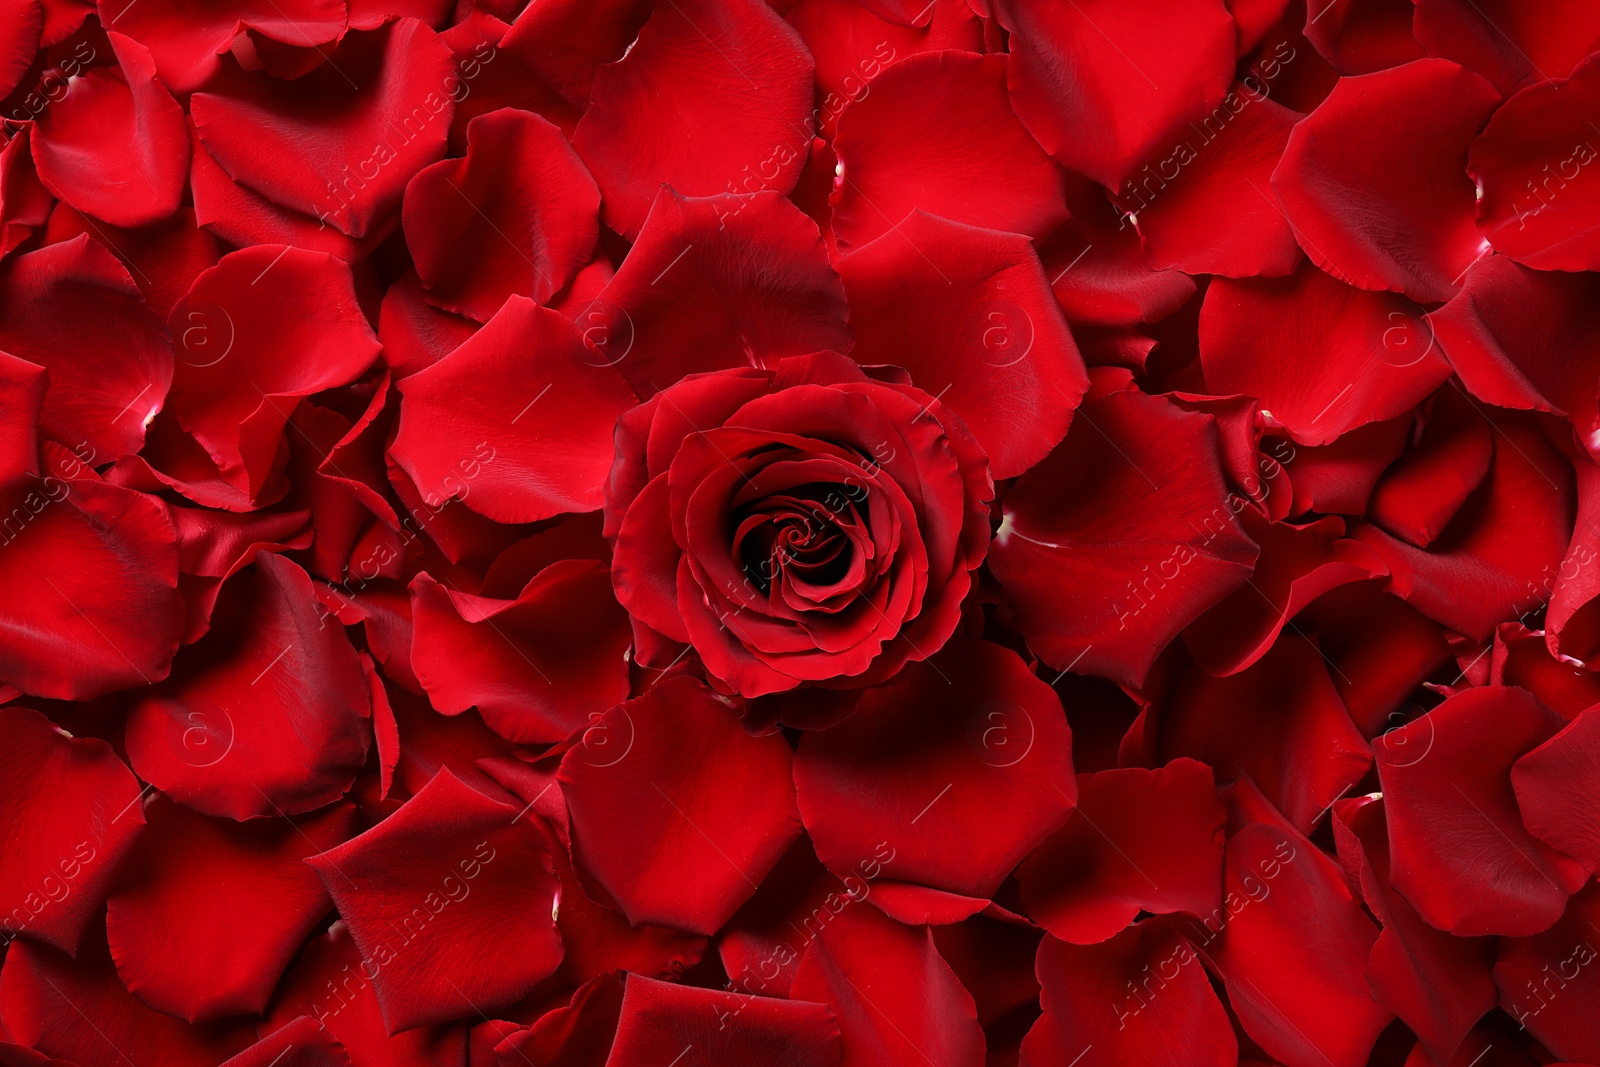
top-left (993, 0), bottom-right (1237, 192)
top-left (0, 706), bottom-right (146, 954)
top-left (790, 904), bottom-right (981, 1067)
top-left (31, 33), bottom-right (188, 228)
top-left (831, 50), bottom-right (1068, 252)
top-left (1019, 759), bottom-right (1226, 945)
top-left (795, 640), bottom-right (1074, 898)
top-left (570, 0), bottom-right (813, 239)
top-left (0, 936), bottom-right (253, 1067)
top-left (1274, 58), bottom-right (1501, 303)
top-left (1199, 261), bottom-right (1449, 445)
top-left (607, 974), bottom-right (840, 1067)
top-left (0, 234), bottom-right (172, 460)
top-left (307, 768), bottom-right (563, 1032)
top-left (989, 390), bottom-right (1258, 688)
top-left (391, 295), bottom-right (635, 524)
top-left (1413, 0), bottom-right (1600, 94)
top-left (1023, 922), bottom-right (1235, 1067)
top-left (558, 676), bottom-right (801, 935)
top-left (166, 245), bottom-right (380, 505)
top-left (105, 796), bottom-right (359, 1021)
top-left (409, 561), bottom-right (631, 745)
top-left (839, 211), bottom-right (1088, 480)
top-left (1377, 685), bottom-right (1588, 936)
top-left (0, 477), bottom-right (182, 701)
top-left (124, 552), bottom-right (372, 820)
top-left (191, 20), bottom-right (455, 239)
top-left (593, 188), bottom-right (851, 399)
top-left (403, 108), bottom-right (599, 322)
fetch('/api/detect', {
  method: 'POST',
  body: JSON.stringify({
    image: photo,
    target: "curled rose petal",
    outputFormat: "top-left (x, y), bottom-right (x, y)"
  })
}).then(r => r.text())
top-left (1428, 257), bottom-right (1600, 459)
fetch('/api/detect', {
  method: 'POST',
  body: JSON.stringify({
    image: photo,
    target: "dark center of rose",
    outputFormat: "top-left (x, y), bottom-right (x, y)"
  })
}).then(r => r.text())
top-left (734, 483), bottom-right (865, 595)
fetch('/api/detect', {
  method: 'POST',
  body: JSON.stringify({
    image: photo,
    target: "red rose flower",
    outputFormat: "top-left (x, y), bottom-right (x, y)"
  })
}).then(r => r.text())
top-left (605, 351), bottom-right (991, 697)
